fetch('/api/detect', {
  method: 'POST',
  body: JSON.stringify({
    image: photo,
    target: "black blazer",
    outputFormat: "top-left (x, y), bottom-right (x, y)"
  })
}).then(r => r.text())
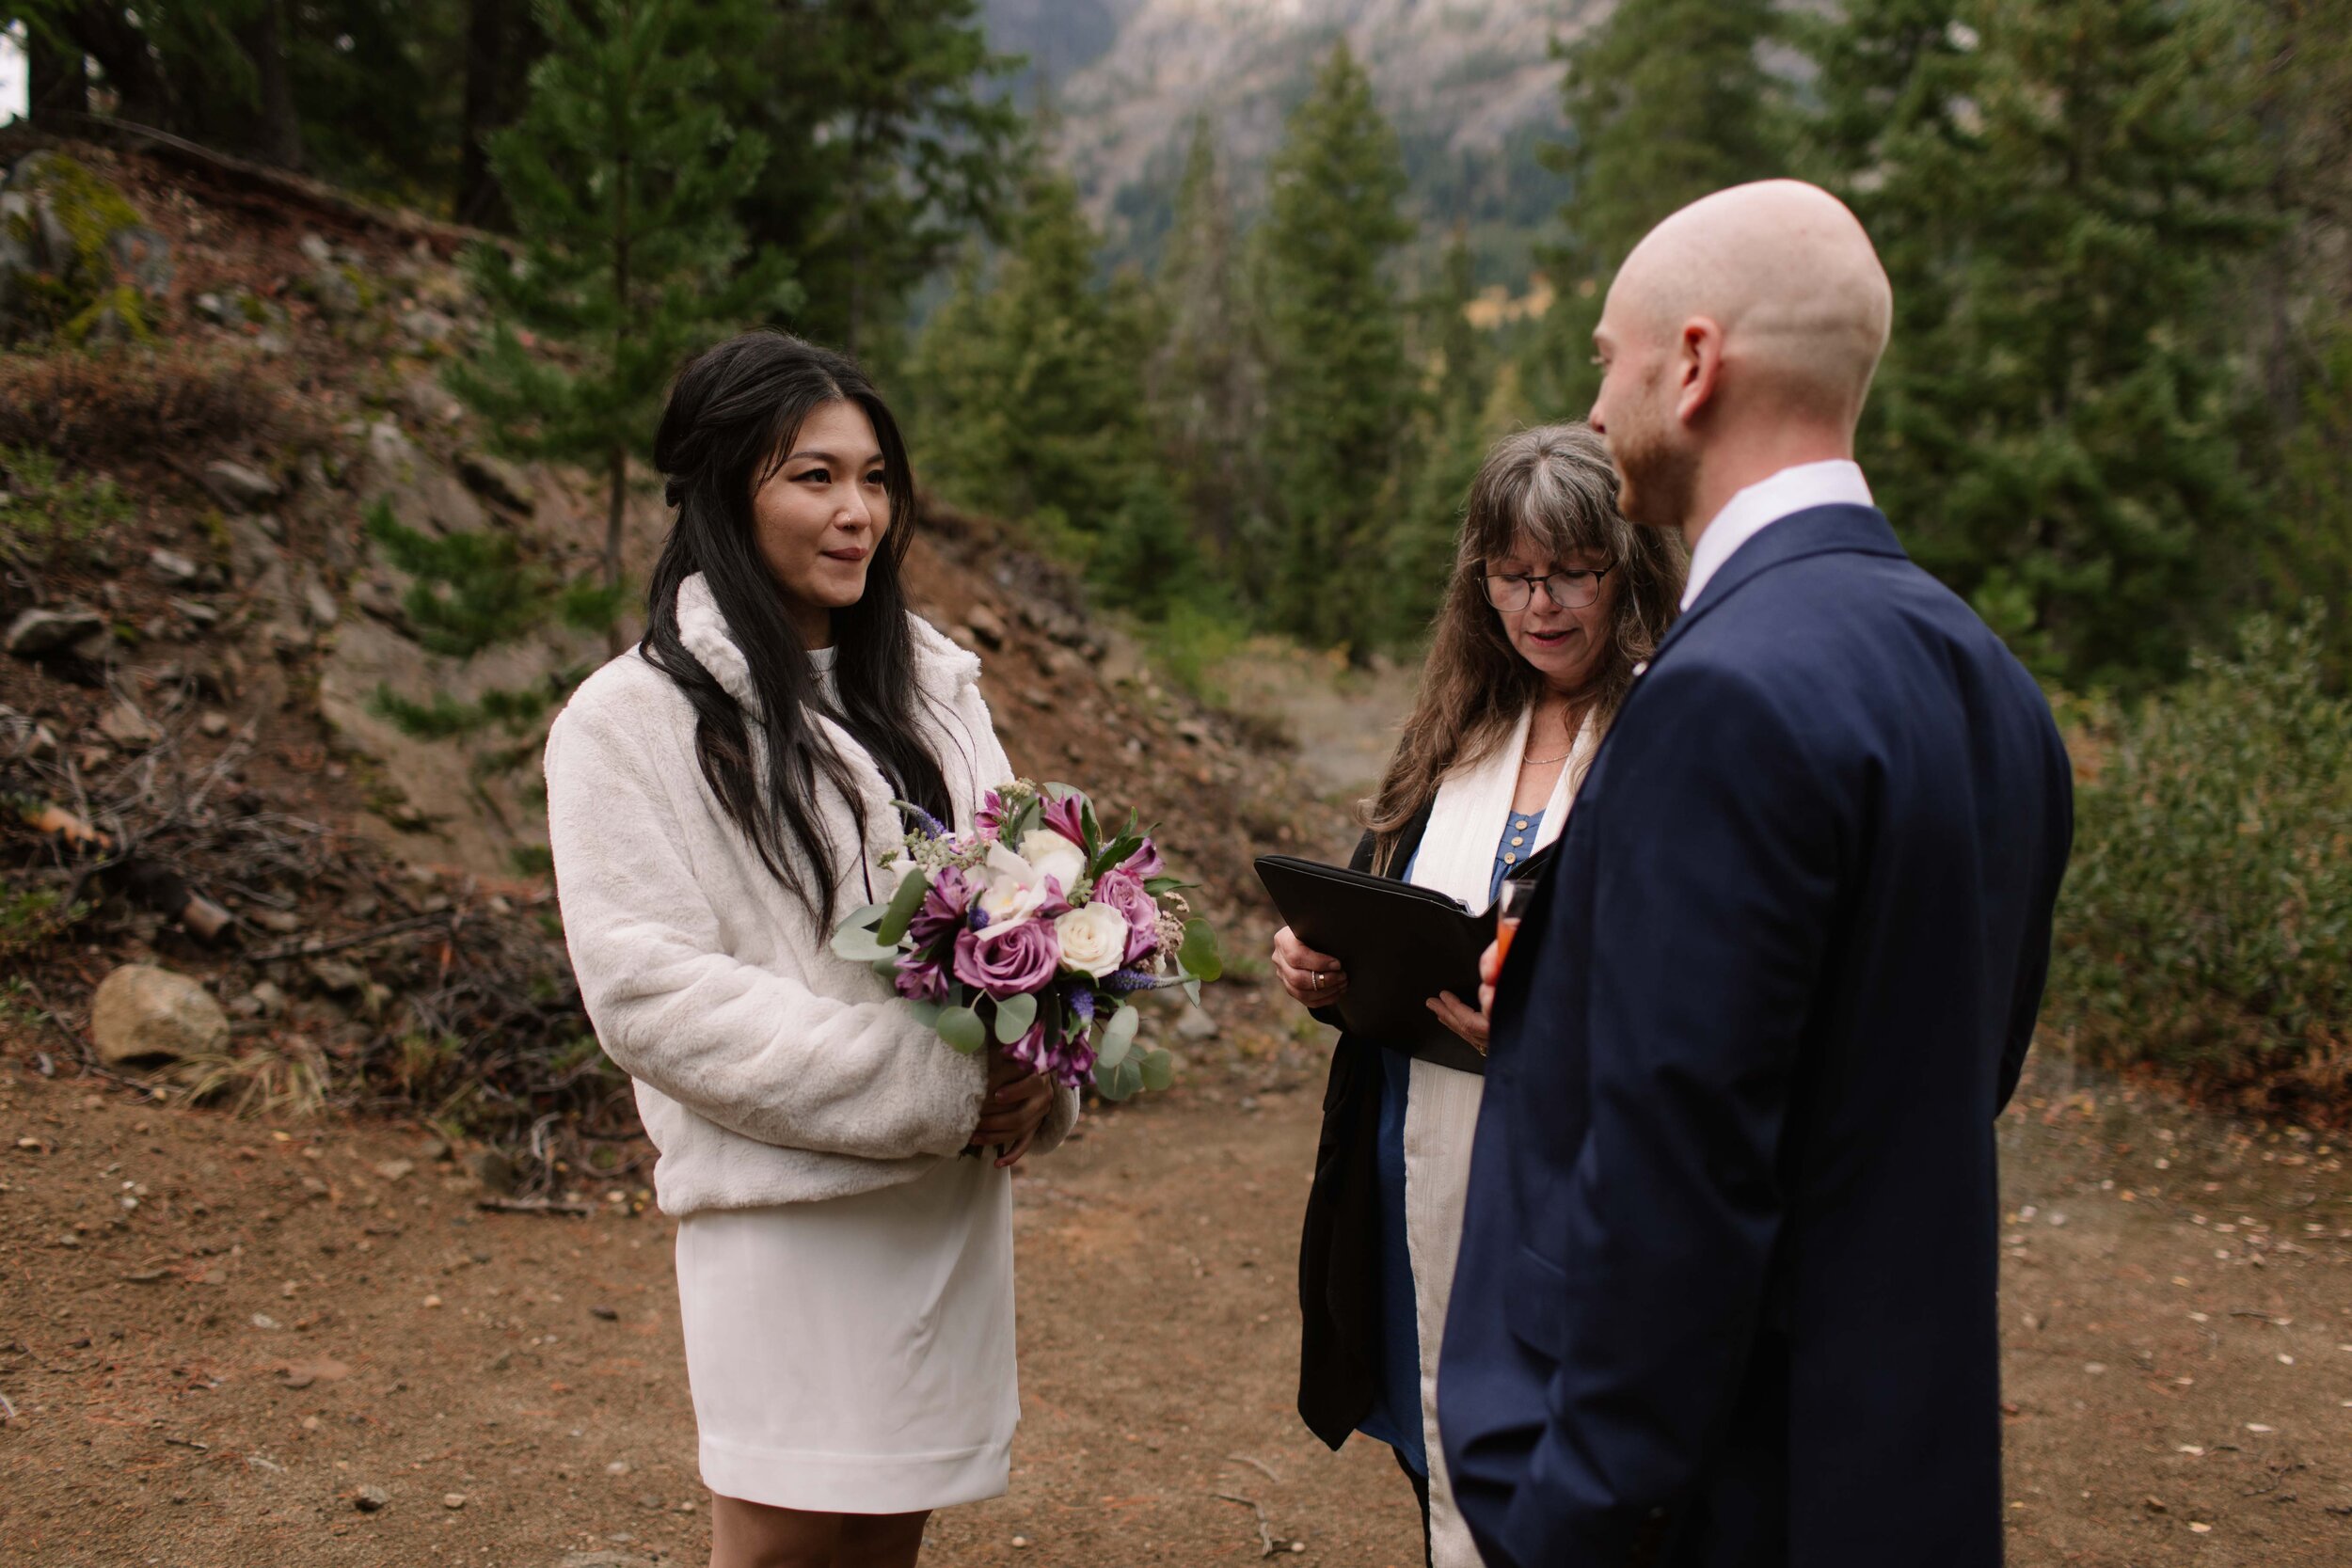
top-left (1438, 507), bottom-right (2072, 1568)
top-left (1295, 798), bottom-right (1560, 1450)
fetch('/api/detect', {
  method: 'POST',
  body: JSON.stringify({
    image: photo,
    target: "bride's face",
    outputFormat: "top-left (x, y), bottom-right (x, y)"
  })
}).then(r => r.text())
top-left (1488, 534), bottom-right (1619, 696)
top-left (751, 399), bottom-right (890, 646)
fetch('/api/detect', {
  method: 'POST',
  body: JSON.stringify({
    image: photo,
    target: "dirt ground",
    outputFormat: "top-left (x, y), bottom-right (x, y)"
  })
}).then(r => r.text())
top-left (5, 1038), bottom-right (2349, 1568)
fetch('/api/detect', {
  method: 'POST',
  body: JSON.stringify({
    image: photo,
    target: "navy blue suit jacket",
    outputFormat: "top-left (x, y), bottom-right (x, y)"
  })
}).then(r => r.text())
top-left (1437, 505), bottom-right (2072, 1568)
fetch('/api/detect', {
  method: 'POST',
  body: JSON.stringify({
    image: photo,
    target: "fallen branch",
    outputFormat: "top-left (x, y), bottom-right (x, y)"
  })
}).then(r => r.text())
top-left (1213, 1492), bottom-right (1280, 1558)
top-left (476, 1196), bottom-right (595, 1218)
top-left (245, 911), bottom-right (456, 964)
top-left (1224, 1452), bottom-right (1281, 1484)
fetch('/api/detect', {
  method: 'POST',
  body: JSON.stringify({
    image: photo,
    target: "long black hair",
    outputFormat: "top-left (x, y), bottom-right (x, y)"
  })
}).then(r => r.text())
top-left (642, 330), bottom-right (953, 928)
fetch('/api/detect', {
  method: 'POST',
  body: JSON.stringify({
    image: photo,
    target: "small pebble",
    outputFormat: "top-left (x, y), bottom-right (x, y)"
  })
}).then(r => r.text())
top-left (443, 1493), bottom-right (466, 1510)
top-left (422, 1295), bottom-right (442, 1309)
top-left (355, 1484), bottom-right (389, 1513)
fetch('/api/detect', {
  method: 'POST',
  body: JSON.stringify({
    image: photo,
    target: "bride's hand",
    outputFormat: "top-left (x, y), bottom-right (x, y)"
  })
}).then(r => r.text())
top-left (1273, 926), bottom-right (1346, 1007)
top-left (970, 1049), bottom-right (1053, 1168)
top-left (1427, 990), bottom-right (1490, 1053)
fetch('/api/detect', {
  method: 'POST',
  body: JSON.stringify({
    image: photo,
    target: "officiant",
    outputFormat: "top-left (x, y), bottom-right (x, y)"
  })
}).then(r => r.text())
top-left (1274, 423), bottom-right (1684, 1567)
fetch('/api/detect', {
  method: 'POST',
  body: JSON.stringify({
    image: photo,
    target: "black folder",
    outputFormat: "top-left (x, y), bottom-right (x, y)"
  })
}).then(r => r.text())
top-left (1253, 853), bottom-right (1493, 1076)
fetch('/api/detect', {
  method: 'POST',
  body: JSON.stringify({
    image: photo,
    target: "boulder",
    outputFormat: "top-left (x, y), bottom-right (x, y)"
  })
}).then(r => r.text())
top-left (147, 547), bottom-right (201, 585)
top-left (202, 459), bottom-right (283, 512)
top-left (89, 964), bottom-right (230, 1065)
top-left (6, 605), bottom-right (104, 657)
top-left (455, 451), bottom-right (535, 513)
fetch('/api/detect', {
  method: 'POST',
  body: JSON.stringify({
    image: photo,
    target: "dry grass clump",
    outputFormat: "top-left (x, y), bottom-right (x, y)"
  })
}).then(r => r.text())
top-left (0, 342), bottom-right (291, 470)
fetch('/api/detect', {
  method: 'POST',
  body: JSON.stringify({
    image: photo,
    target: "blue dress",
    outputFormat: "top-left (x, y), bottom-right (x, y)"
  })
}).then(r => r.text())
top-left (1357, 807), bottom-right (1544, 1478)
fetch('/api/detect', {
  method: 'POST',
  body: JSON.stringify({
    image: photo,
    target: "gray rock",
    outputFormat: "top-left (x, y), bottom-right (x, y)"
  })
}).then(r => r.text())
top-left (296, 568), bottom-right (340, 628)
top-left (1174, 1004), bottom-right (1221, 1042)
top-left (399, 308), bottom-right (456, 346)
top-left (193, 292), bottom-right (235, 326)
top-left (89, 964), bottom-right (230, 1065)
top-left (297, 233), bottom-right (334, 266)
top-left (455, 451), bottom-right (535, 513)
top-left (307, 958), bottom-right (370, 996)
top-left (98, 699), bottom-right (160, 749)
top-left (353, 1483), bottom-right (389, 1513)
top-left (108, 225), bottom-right (173, 296)
top-left (202, 459), bottom-right (282, 512)
top-left (147, 547), bottom-right (201, 585)
top-left (172, 597), bottom-right (222, 629)
top-left (7, 605), bottom-right (104, 657)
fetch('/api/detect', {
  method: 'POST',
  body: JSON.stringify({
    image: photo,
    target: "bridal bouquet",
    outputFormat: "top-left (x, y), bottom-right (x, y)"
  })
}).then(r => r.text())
top-left (831, 779), bottom-right (1221, 1101)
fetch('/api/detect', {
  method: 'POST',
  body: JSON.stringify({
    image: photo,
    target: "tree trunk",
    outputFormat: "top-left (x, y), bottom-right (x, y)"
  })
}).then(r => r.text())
top-left (605, 446), bottom-right (628, 657)
top-left (61, 0), bottom-right (177, 131)
top-left (26, 25), bottom-right (89, 130)
top-left (458, 0), bottom-right (515, 230)
top-left (236, 1), bottom-right (305, 170)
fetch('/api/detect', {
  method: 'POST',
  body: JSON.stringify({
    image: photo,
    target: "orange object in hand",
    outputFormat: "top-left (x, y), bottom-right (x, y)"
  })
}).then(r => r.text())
top-left (1493, 918), bottom-right (1519, 969)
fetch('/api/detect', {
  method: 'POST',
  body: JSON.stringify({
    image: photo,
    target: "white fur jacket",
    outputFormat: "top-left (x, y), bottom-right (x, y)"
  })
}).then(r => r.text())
top-left (543, 572), bottom-right (1078, 1215)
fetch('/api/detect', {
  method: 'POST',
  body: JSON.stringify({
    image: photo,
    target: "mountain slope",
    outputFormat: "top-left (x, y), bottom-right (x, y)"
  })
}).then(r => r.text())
top-left (996, 0), bottom-right (1614, 277)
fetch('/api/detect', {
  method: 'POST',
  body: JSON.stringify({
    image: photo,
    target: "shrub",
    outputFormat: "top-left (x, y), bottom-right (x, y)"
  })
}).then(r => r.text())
top-left (0, 443), bottom-right (133, 566)
top-left (2049, 606), bottom-right (2352, 1120)
top-left (0, 343), bottom-right (282, 469)
top-left (1, 153), bottom-right (153, 346)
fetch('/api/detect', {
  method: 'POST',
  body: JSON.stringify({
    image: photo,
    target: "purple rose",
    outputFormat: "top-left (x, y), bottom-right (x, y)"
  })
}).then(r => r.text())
top-left (953, 919), bottom-right (1060, 1000)
top-left (1041, 793), bottom-right (1088, 847)
top-left (907, 866), bottom-right (976, 949)
top-left (1118, 838), bottom-right (1166, 881)
top-left (1003, 1017), bottom-right (1052, 1077)
top-left (1091, 870), bottom-right (1162, 965)
top-left (893, 953), bottom-right (948, 1004)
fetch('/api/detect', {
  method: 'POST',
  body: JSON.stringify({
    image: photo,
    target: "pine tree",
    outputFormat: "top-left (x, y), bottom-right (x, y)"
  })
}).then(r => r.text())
top-left (1814, 0), bottom-right (2271, 686)
top-left (1150, 118), bottom-right (1263, 579)
top-left (1257, 41), bottom-right (1415, 656)
top-left (1529, 0), bottom-right (1788, 414)
top-left (1391, 230), bottom-right (1497, 640)
top-left (711, 0), bottom-right (1025, 362)
top-left (447, 0), bottom-right (796, 639)
top-left (909, 158), bottom-right (1152, 556)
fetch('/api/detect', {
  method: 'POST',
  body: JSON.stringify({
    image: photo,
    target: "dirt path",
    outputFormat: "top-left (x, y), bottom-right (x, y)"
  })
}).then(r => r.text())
top-left (6, 1043), bottom-right (2350, 1568)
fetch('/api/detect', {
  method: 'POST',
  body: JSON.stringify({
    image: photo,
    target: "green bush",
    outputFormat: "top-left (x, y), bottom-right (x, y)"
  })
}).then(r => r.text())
top-left (2050, 606), bottom-right (2352, 1118)
top-left (0, 443), bottom-right (133, 565)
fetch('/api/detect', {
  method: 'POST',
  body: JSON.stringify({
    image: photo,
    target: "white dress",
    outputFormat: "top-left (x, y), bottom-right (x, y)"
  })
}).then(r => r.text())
top-left (675, 1153), bottom-right (1017, 1512)
top-left (673, 644), bottom-right (1019, 1513)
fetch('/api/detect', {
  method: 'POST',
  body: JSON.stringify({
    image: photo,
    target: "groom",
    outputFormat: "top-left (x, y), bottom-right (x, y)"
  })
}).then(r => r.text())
top-left (1437, 182), bottom-right (2073, 1568)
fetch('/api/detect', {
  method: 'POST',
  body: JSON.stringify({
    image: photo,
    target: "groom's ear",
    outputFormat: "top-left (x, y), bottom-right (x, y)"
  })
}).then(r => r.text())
top-left (1675, 316), bottom-right (1725, 427)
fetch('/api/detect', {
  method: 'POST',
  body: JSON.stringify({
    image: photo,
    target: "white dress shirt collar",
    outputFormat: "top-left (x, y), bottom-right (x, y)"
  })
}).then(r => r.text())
top-left (1678, 460), bottom-right (1875, 610)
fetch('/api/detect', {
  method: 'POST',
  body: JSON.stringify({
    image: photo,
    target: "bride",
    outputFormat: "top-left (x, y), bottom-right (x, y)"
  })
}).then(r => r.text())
top-left (544, 330), bottom-right (1076, 1568)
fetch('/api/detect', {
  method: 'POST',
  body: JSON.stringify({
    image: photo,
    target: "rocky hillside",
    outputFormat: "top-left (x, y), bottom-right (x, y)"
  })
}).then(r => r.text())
top-left (0, 129), bottom-right (1343, 1198)
top-left (992, 0), bottom-right (1611, 273)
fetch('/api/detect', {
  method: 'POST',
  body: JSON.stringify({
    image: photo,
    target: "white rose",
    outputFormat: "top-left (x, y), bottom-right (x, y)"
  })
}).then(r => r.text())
top-left (1055, 902), bottom-right (1130, 978)
top-left (976, 843), bottom-right (1047, 928)
top-left (1017, 829), bottom-right (1089, 897)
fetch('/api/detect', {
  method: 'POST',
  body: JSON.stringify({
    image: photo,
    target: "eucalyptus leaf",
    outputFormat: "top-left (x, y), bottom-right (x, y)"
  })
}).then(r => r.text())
top-left (1139, 1048), bottom-right (1174, 1092)
top-left (936, 1006), bottom-right (987, 1055)
top-left (870, 955), bottom-right (901, 980)
top-left (1182, 975), bottom-right (1202, 1008)
top-left (905, 1001), bottom-right (943, 1028)
top-left (1112, 1057), bottom-right (1145, 1101)
top-left (993, 990), bottom-right (1038, 1044)
top-left (873, 867), bottom-right (930, 945)
top-left (1095, 1004), bottom-right (1139, 1070)
top-left (1093, 1063), bottom-right (1131, 1102)
top-left (831, 923), bottom-right (897, 964)
top-left (1180, 918), bottom-right (1224, 982)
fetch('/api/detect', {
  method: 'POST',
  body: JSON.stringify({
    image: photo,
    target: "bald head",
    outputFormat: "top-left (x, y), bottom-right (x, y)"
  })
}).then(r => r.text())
top-left (1607, 181), bottom-right (1892, 430)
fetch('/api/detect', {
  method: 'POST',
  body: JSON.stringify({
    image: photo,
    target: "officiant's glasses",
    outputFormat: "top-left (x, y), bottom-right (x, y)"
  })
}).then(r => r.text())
top-left (1483, 563), bottom-right (1615, 611)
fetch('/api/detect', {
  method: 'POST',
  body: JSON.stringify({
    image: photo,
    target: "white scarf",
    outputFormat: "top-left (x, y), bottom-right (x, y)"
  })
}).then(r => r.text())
top-left (1402, 701), bottom-right (1596, 1568)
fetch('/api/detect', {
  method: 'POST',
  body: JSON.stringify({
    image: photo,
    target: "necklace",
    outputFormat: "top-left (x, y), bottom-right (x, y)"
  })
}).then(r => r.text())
top-left (1520, 696), bottom-right (1588, 768)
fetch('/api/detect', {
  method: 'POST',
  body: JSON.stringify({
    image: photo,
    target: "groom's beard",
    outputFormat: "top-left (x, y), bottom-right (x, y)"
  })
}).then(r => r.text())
top-left (1608, 415), bottom-right (1699, 534)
